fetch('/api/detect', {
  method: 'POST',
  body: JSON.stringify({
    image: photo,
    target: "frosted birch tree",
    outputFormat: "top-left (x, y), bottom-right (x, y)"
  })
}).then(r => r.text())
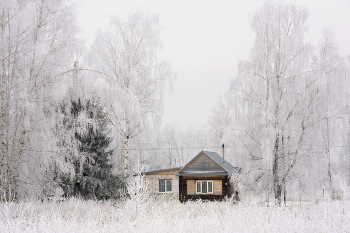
top-left (87, 12), bottom-right (173, 179)
top-left (230, 2), bottom-right (322, 204)
top-left (312, 30), bottom-right (350, 199)
top-left (0, 0), bottom-right (81, 200)
top-left (209, 95), bottom-right (234, 149)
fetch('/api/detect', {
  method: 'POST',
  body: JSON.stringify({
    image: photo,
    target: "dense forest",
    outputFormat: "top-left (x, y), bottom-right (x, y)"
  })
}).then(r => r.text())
top-left (1, 0), bottom-right (349, 205)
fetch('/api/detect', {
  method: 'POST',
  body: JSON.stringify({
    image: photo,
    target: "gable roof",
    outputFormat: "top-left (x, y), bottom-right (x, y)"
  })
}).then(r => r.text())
top-left (176, 150), bottom-right (240, 176)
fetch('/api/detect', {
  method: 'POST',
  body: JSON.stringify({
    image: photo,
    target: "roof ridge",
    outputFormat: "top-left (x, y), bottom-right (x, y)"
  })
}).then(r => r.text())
top-left (176, 150), bottom-right (204, 175)
top-left (202, 151), bottom-right (231, 173)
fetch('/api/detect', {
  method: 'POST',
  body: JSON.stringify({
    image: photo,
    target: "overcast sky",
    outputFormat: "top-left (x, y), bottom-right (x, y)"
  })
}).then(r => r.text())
top-left (77, 0), bottom-right (350, 130)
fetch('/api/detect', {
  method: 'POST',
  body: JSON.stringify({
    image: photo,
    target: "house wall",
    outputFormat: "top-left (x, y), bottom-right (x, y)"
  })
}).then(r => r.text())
top-left (179, 175), bottom-right (230, 202)
top-left (186, 180), bottom-right (222, 195)
top-left (187, 180), bottom-right (195, 195)
top-left (144, 174), bottom-right (179, 199)
top-left (214, 180), bottom-right (222, 195)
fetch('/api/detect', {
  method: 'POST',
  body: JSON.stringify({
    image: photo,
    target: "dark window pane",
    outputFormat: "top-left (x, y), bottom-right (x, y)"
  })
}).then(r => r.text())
top-left (202, 181), bottom-right (207, 193)
top-left (196, 181), bottom-right (201, 193)
top-left (166, 180), bottom-right (172, 192)
top-left (159, 180), bottom-right (165, 192)
top-left (208, 182), bottom-right (213, 193)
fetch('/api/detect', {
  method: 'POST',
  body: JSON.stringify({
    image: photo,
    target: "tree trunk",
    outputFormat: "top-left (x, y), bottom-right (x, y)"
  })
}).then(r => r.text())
top-left (273, 133), bottom-right (282, 205)
top-left (123, 135), bottom-right (129, 179)
top-left (283, 179), bottom-right (287, 205)
top-left (281, 135), bottom-right (287, 205)
top-left (326, 118), bottom-right (335, 199)
top-left (0, 11), bottom-right (7, 201)
top-left (327, 143), bottom-right (334, 199)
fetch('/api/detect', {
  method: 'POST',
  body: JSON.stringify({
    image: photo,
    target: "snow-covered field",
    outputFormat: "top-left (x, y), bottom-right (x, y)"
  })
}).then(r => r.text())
top-left (1, 198), bottom-right (349, 233)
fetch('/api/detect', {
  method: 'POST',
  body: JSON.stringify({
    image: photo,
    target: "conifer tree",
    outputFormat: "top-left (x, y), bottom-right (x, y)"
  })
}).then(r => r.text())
top-left (58, 98), bottom-right (123, 200)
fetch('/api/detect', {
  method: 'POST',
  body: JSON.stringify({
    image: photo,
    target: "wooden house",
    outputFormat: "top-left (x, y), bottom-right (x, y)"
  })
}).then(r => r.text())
top-left (144, 150), bottom-right (240, 202)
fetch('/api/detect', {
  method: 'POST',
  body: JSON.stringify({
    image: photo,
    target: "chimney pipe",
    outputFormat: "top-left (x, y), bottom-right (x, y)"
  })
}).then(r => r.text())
top-left (222, 143), bottom-right (225, 163)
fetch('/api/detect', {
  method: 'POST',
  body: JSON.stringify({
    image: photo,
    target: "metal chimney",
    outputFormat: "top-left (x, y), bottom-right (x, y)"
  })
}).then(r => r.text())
top-left (222, 143), bottom-right (225, 163)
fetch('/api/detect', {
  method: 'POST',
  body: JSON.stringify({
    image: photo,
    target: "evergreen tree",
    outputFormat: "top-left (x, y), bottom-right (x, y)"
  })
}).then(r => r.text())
top-left (58, 98), bottom-right (123, 200)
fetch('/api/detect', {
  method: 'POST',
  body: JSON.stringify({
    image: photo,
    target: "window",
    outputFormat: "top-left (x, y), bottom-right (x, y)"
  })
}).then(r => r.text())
top-left (196, 181), bottom-right (213, 194)
top-left (159, 180), bottom-right (172, 193)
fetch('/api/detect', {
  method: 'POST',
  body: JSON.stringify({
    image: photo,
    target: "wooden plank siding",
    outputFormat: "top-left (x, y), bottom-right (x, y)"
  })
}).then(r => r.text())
top-left (183, 154), bottom-right (225, 172)
top-left (179, 175), bottom-right (229, 202)
top-left (187, 180), bottom-right (196, 195)
top-left (213, 180), bottom-right (222, 195)
top-left (186, 180), bottom-right (222, 195)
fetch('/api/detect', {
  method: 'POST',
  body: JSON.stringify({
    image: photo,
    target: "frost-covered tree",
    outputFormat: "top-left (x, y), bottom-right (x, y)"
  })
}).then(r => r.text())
top-left (87, 12), bottom-right (173, 179)
top-left (209, 95), bottom-right (234, 148)
top-left (229, 2), bottom-right (340, 204)
top-left (208, 95), bottom-right (242, 169)
top-left (51, 60), bottom-right (123, 200)
top-left (57, 98), bottom-right (123, 200)
top-left (0, 0), bottom-right (81, 201)
top-left (312, 30), bottom-right (350, 200)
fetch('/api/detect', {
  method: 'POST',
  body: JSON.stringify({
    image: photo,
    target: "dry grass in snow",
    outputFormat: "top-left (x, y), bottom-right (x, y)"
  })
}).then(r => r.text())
top-left (0, 198), bottom-right (349, 232)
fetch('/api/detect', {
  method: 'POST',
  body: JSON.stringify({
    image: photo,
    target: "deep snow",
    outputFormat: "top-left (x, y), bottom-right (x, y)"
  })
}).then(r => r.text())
top-left (0, 198), bottom-right (349, 232)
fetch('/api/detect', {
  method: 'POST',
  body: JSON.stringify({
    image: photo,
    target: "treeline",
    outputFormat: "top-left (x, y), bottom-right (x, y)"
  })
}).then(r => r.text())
top-left (210, 2), bottom-right (350, 204)
top-left (0, 0), bottom-right (173, 201)
top-left (1, 0), bottom-right (349, 204)
top-left (140, 2), bottom-right (350, 204)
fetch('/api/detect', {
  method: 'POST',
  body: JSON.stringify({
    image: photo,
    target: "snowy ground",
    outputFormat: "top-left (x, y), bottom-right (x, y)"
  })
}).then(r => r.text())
top-left (0, 198), bottom-right (349, 232)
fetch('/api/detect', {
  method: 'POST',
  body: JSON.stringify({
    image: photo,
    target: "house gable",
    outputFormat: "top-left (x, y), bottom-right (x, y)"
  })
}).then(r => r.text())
top-left (176, 150), bottom-right (239, 176)
top-left (181, 153), bottom-right (226, 173)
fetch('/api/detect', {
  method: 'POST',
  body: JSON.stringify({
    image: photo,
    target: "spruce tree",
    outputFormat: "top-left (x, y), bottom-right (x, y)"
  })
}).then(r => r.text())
top-left (58, 98), bottom-right (122, 200)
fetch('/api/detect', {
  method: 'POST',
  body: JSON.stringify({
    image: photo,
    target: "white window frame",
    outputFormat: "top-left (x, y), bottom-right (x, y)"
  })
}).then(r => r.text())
top-left (196, 181), bottom-right (213, 194)
top-left (159, 179), bottom-right (172, 193)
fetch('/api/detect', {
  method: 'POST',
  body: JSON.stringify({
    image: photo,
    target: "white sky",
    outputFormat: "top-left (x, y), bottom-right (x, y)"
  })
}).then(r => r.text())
top-left (77, 0), bottom-right (350, 130)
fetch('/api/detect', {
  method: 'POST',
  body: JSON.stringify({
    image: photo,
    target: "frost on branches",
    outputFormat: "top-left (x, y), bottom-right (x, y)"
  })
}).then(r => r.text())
top-left (87, 12), bottom-right (174, 179)
top-left (229, 2), bottom-right (350, 205)
top-left (0, 0), bottom-right (81, 201)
